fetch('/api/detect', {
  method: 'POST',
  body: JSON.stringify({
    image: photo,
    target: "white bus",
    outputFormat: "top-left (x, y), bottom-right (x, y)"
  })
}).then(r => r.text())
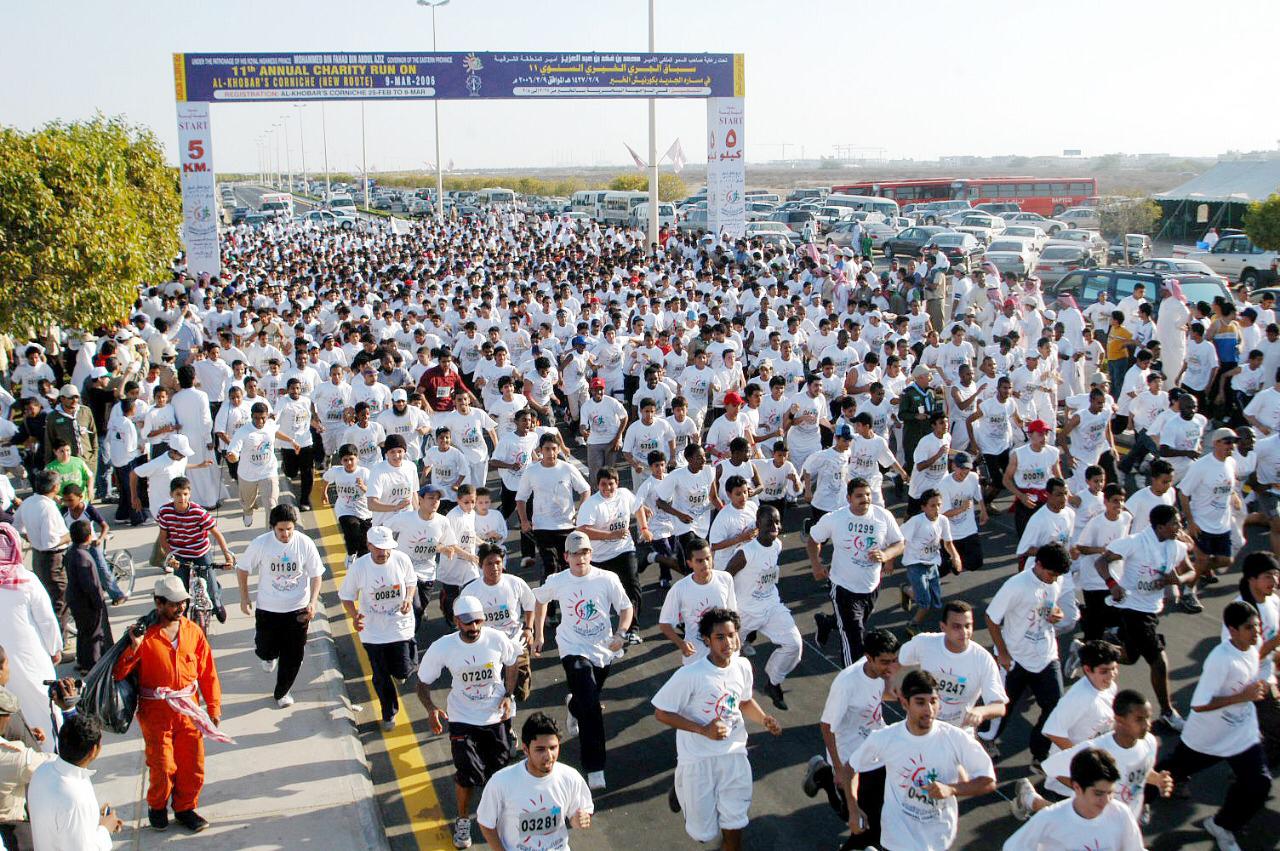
top-left (571, 190), bottom-right (610, 217)
top-left (478, 187), bottom-right (516, 206)
top-left (600, 190), bottom-right (649, 225)
top-left (824, 194), bottom-right (900, 221)
top-left (259, 192), bottom-right (295, 219)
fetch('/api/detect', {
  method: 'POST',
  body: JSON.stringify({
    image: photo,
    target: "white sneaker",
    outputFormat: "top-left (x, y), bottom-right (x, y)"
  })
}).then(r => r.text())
top-left (587, 770), bottom-right (606, 790)
top-left (262, 658), bottom-right (278, 673)
top-left (1160, 709), bottom-right (1186, 732)
top-left (276, 694), bottom-right (294, 708)
top-left (1010, 778), bottom-right (1036, 822)
top-left (978, 715), bottom-right (1001, 741)
top-left (452, 816), bottom-right (472, 849)
top-left (1202, 816), bottom-right (1242, 851)
top-left (1063, 639), bottom-right (1083, 680)
top-left (564, 694), bottom-right (578, 738)
top-left (242, 514), bottom-right (253, 528)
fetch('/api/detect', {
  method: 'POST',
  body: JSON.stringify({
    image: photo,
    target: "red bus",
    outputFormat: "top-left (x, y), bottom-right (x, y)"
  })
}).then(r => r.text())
top-left (829, 177), bottom-right (1098, 217)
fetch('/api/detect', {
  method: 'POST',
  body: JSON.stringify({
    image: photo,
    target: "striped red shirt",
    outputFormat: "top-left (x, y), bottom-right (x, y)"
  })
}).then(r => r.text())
top-left (154, 502), bottom-right (217, 558)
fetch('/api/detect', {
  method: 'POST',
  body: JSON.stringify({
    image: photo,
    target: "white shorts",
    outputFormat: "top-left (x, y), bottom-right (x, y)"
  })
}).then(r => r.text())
top-left (675, 752), bottom-right (752, 841)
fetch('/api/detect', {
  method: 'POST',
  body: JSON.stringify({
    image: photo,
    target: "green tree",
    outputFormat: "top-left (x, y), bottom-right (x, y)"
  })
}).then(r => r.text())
top-left (0, 116), bottom-right (180, 337)
top-left (1099, 199), bottom-right (1161, 237)
top-left (1244, 194), bottom-right (1280, 251)
top-left (608, 172), bottom-right (687, 201)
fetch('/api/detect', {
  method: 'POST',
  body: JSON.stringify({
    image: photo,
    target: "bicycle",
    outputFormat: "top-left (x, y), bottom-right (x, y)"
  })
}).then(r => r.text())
top-left (107, 549), bottom-right (136, 599)
top-left (167, 556), bottom-right (225, 637)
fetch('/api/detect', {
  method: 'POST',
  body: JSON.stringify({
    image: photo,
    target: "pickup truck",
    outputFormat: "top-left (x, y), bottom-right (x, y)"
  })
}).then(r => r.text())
top-left (1185, 234), bottom-right (1279, 286)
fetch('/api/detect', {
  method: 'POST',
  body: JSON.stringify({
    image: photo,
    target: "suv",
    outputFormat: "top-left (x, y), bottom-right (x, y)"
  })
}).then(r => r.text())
top-left (975, 202), bottom-right (1021, 216)
top-left (1049, 267), bottom-right (1230, 316)
top-left (1186, 234), bottom-right (1280, 286)
top-left (916, 200), bottom-right (971, 225)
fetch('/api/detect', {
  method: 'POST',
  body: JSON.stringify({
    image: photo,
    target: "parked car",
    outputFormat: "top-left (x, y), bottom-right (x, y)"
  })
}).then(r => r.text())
top-left (915, 200), bottom-right (971, 225)
top-left (1035, 245), bottom-right (1092, 285)
top-left (1047, 229), bottom-right (1106, 263)
top-left (984, 237), bottom-right (1039, 278)
top-left (975, 202), bottom-right (1021, 216)
top-left (745, 201), bottom-right (777, 222)
top-left (953, 213), bottom-right (1006, 244)
top-left (1004, 212), bottom-right (1067, 236)
top-left (868, 217), bottom-right (912, 248)
top-left (678, 208), bottom-right (709, 233)
top-left (882, 226), bottom-right (951, 260)
top-left (1134, 257), bottom-right (1224, 281)
top-left (243, 212), bottom-right (272, 228)
top-left (1056, 207), bottom-right (1101, 230)
top-left (1186, 234), bottom-right (1280, 286)
top-left (230, 206), bottom-right (251, 225)
top-left (926, 232), bottom-right (985, 268)
top-left (770, 210), bottom-right (817, 234)
top-left (1001, 224), bottom-right (1049, 251)
top-left (823, 215), bottom-right (887, 249)
top-left (1107, 234), bottom-right (1153, 265)
top-left (297, 209), bottom-right (356, 229)
top-left (1050, 268), bottom-right (1230, 316)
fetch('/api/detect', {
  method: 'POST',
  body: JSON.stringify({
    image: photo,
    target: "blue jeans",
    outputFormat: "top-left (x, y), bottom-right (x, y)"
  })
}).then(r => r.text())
top-left (90, 545), bottom-right (125, 602)
top-left (906, 563), bottom-right (943, 610)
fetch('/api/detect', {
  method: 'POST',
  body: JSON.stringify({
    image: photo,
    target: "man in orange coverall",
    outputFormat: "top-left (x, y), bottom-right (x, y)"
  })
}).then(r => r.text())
top-left (114, 575), bottom-right (226, 833)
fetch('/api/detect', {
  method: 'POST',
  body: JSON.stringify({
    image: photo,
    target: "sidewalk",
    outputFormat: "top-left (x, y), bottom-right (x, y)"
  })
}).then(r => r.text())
top-left (48, 496), bottom-right (390, 850)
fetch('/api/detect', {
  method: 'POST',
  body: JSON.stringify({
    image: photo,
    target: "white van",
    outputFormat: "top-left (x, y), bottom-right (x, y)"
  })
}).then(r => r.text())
top-left (630, 202), bottom-right (677, 231)
top-left (601, 191), bottom-right (648, 225)
top-left (571, 190), bottom-right (609, 217)
top-left (825, 194), bottom-right (900, 221)
top-left (478, 187), bottom-right (516, 206)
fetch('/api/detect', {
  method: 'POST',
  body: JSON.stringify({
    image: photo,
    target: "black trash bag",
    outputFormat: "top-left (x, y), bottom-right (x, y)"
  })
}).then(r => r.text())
top-left (79, 611), bottom-right (156, 734)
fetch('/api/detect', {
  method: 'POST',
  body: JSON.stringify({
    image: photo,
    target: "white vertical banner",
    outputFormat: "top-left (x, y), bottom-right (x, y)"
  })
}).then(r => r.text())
top-left (706, 97), bottom-right (746, 239)
top-left (176, 101), bottom-right (220, 278)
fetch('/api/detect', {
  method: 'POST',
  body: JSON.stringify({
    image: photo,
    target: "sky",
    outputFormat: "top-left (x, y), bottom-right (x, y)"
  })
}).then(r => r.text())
top-left (4, 0), bottom-right (1279, 175)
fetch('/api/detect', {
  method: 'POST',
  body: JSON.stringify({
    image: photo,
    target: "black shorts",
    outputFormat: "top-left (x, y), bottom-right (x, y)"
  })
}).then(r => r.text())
top-left (982, 450), bottom-right (1010, 488)
top-left (1118, 608), bottom-right (1166, 665)
top-left (1196, 530), bottom-right (1231, 558)
top-left (449, 720), bottom-right (512, 787)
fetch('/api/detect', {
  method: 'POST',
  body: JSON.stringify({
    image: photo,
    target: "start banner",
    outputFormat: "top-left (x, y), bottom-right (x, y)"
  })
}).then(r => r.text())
top-left (174, 52), bottom-right (744, 102)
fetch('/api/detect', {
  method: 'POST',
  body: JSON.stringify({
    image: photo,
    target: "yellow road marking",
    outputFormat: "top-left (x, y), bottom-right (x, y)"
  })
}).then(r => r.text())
top-left (311, 491), bottom-right (452, 849)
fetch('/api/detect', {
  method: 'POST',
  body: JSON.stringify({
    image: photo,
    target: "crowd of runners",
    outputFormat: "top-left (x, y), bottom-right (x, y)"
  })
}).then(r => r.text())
top-left (0, 201), bottom-right (1276, 851)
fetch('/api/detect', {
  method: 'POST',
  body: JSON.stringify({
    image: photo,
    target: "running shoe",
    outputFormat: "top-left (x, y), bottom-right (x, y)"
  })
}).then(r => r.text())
top-left (802, 755), bottom-right (827, 798)
top-left (564, 694), bottom-right (579, 738)
top-left (1159, 709), bottom-right (1186, 732)
top-left (1201, 816), bottom-right (1242, 851)
top-left (1010, 778), bottom-right (1035, 822)
top-left (453, 817), bottom-right (472, 849)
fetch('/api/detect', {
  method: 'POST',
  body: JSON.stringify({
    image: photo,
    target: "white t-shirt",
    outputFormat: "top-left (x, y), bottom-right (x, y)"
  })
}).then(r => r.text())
top-left (801, 447), bottom-right (851, 512)
top-left (338, 551), bottom-right (417, 644)
top-left (821, 658), bottom-right (887, 764)
top-left (476, 761), bottom-right (593, 851)
top-left (377, 407), bottom-right (431, 461)
top-left (1041, 676), bottom-right (1118, 794)
top-left (908, 433), bottom-right (951, 499)
top-left (809, 506), bottom-right (904, 594)
top-left (1015, 505), bottom-right (1076, 556)
top-left (1178, 453), bottom-right (1236, 535)
top-left (1040, 732), bottom-right (1158, 821)
top-left (417, 628), bottom-right (521, 726)
top-left (226, 423), bottom-right (279, 482)
top-left (1157, 413), bottom-right (1206, 478)
top-left (986, 569), bottom-right (1071, 673)
top-left (366, 460), bottom-right (419, 526)
top-left (1072, 511), bottom-right (1132, 592)
top-left (658, 571), bottom-right (738, 660)
top-left (422, 445), bottom-right (469, 493)
top-left (515, 462), bottom-right (590, 531)
top-left (973, 396), bottom-right (1016, 455)
top-left (898, 633), bottom-right (1007, 730)
top-left (581, 395), bottom-right (628, 446)
top-left (439, 408), bottom-right (495, 462)
top-left (533, 567), bottom-right (631, 666)
top-left (622, 418), bottom-right (675, 464)
top-left (322, 466), bottom-right (372, 520)
top-left (1104, 528), bottom-right (1187, 615)
top-left (1002, 797), bottom-right (1144, 851)
top-left (635, 475), bottom-right (676, 540)
top-left (753, 459), bottom-right (798, 502)
top-left (343, 422), bottom-right (387, 468)
top-left (492, 430), bottom-right (539, 492)
top-left (848, 434), bottom-right (897, 496)
top-left (1011, 444), bottom-right (1059, 491)
top-left (850, 721), bottom-right (995, 851)
top-left (651, 655), bottom-right (754, 762)
top-left (732, 538), bottom-right (784, 616)
top-left (386, 511), bottom-right (456, 582)
top-left (439, 507), bottom-right (480, 587)
top-left (937, 472), bottom-right (982, 539)
top-left (239, 530), bottom-right (326, 613)
top-left (900, 513), bottom-right (953, 568)
top-left (1123, 486), bottom-right (1176, 535)
top-left (1222, 592), bottom-right (1280, 684)
top-left (1180, 639), bottom-right (1261, 758)
top-left (460, 574), bottom-right (536, 643)
top-left (577, 489), bottom-right (639, 562)
top-left (655, 464), bottom-right (716, 536)
top-left (1182, 337), bottom-right (1218, 391)
top-left (708, 502), bottom-right (757, 566)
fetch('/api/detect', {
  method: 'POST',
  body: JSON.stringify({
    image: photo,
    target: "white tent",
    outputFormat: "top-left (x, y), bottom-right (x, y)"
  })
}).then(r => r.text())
top-left (1155, 160), bottom-right (1280, 203)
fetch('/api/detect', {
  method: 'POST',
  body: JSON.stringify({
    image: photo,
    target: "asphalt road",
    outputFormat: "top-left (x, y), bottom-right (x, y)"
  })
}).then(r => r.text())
top-left (336, 476), bottom-right (1278, 851)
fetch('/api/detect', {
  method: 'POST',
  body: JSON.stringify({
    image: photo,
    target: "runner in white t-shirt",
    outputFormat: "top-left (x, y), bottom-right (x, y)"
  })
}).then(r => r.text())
top-left (658, 535), bottom-right (737, 667)
top-left (1004, 747), bottom-right (1144, 851)
top-left (652, 606), bottom-right (782, 847)
top-left (898, 602), bottom-right (1007, 739)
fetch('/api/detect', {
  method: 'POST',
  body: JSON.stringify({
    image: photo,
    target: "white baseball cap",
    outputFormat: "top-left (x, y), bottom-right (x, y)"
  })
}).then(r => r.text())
top-left (367, 526), bottom-right (397, 550)
top-left (166, 435), bottom-right (193, 457)
top-left (452, 596), bottom-right (485, 623)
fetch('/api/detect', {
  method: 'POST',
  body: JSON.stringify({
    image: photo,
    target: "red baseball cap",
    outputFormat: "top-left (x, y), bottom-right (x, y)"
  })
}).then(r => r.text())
top-left (723, 391), bottom-right (744, 406)
top-left (1027, 419), bottom-right (1051, 434)
top-left (589, 377), bottom-right (606, 389)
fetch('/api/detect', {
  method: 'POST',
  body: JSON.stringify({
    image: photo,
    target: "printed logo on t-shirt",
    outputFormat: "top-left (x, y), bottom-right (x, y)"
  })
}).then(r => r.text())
top-left (898, 755), bottom-right (942, 809)
top-left (269, 554), bottom-right (302, 592)
top-left (845, 519), bottom-right (880, 564)
top-left (368, 582), bottom-right (403, 614)
top-left (568, 591), bottom-right (607, 638)
top-left (518, 796), bottom-right (562, 842)
top-left (458, 656), bottom-right (498, 701)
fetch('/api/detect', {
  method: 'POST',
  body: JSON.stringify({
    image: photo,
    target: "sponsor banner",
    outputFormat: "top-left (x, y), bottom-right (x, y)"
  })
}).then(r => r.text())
top-left (706, 97), bottom-right (746, 239)
top-left (175, 52), bottom-right (742, 102)
top-left (175, 101), bottom-right (220, 277)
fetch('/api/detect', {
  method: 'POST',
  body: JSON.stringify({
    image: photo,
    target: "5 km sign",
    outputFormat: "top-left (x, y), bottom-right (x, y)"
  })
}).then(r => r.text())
top-left (173, 51), bottom-right (746, 275)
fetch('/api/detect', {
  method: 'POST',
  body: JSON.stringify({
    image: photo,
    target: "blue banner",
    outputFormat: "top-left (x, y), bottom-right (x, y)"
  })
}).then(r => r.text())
top-left (175, 52), bottom-right (743, 103)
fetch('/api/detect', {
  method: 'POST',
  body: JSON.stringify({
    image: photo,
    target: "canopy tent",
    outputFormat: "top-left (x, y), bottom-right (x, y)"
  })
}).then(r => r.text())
top-left (1154, 160), bottom-right (1280, 241)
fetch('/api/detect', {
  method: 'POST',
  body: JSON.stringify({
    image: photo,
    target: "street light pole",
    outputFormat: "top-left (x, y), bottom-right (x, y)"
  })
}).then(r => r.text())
top-left (296, 104), bottom-right (309, 192)
top-left (321, 103), bottom-right (331, 199)
top-left (281, 116), bottom-right (293, 193)
top-left (361, 102), bottom-right (369, 213)
top-left (418, 0), bottom-right (450, 219)
top-left (647, 0), bottom-right (659, 254)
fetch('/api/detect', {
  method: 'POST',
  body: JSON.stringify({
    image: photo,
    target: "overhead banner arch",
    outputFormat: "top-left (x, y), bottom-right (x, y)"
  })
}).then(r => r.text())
top-left (173, 51), bottom-right (746, 274)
